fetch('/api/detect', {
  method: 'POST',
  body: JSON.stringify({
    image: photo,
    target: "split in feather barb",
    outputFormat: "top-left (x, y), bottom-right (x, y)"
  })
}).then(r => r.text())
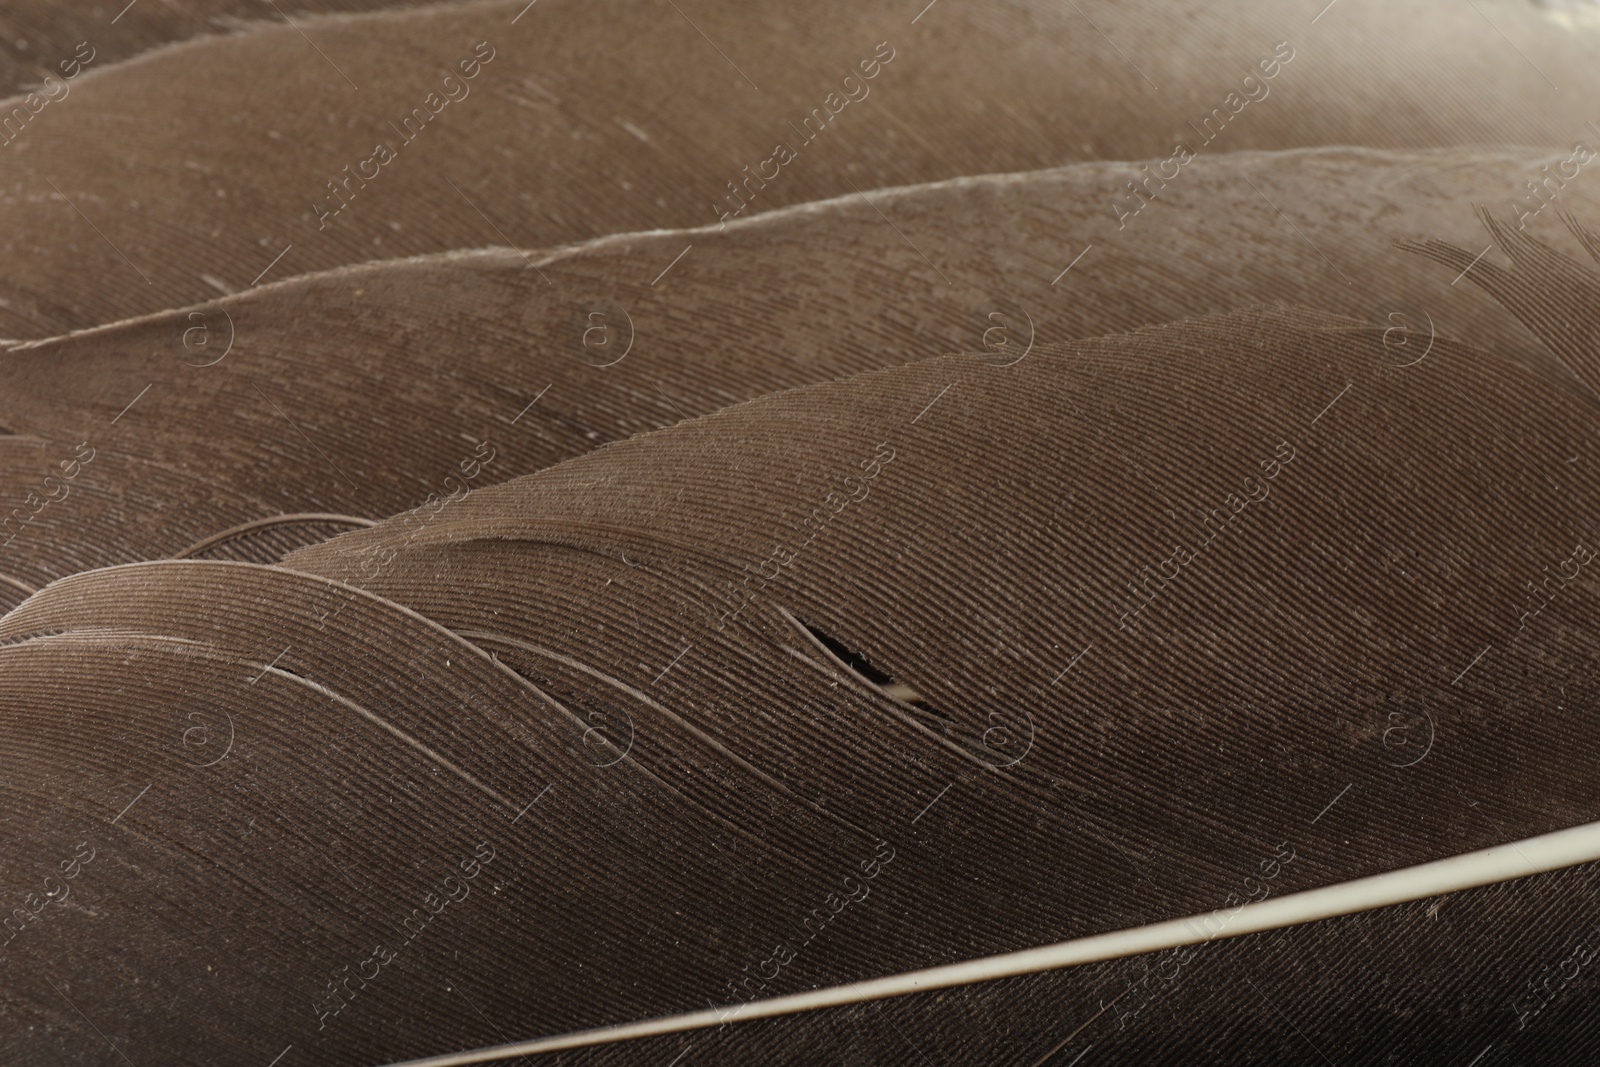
top-left (1404, 208), bottom-right (1600, 404)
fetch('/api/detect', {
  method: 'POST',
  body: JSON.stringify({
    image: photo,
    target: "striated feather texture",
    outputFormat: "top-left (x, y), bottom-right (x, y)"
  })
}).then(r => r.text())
top-left (0, 147), bottom-right (1591, 603)
top-left (2, 0), bottom-right (1600, 335)
top-left (4, 272), bottom-right (1600, 1060)
top-left (6, 2), bottom-right (1600, 1064)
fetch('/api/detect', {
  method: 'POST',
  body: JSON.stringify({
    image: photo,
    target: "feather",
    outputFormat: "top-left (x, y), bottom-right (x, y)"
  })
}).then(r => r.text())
top-left (0, 147), bottom-right (1590, 597)
top-left (2, 0), bottom-right (1600, 335)
top-left (394, 849), bottom-right (1600, 1065)
top-left (7, 290), bottom-right (1600, 1061)
top-left (1406, 208), bottom-right (1600, 400)
top-left (0, 0), bottom-right (456, 99)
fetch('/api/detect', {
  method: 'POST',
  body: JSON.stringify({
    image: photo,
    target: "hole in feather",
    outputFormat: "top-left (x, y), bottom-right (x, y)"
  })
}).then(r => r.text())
top-left (805, 622), bottom-right (898, 689)
top-left (780, 608), bottom-right (948, 721)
